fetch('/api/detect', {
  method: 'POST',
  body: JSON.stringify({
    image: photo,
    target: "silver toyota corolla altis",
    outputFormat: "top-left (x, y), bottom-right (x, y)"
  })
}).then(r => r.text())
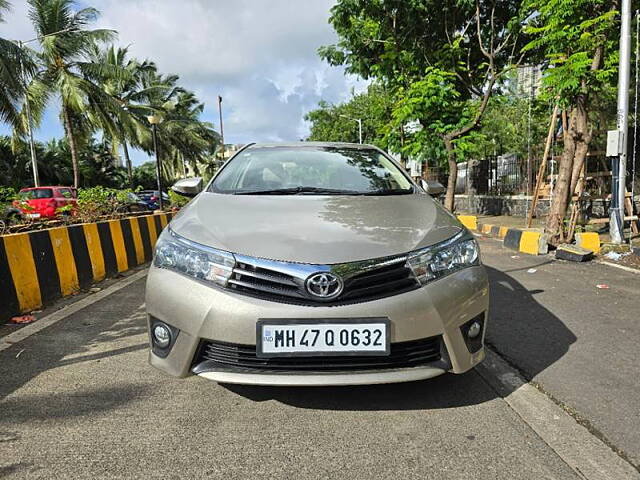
top-left (145, 142), bottom-right (489, 386)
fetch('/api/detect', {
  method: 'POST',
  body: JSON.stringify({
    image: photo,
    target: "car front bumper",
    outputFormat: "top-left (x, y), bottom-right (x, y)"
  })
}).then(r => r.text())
top-left (145, 264), bottom-right (489, 386)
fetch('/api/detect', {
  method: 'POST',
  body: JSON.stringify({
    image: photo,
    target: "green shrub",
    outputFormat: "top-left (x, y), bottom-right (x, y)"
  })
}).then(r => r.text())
top-left (0, 186), bottom-right (17, 205)
top-left (76, 186), bottom-right (134, 222)
top-left (168, 189), bottom-right (190, 208)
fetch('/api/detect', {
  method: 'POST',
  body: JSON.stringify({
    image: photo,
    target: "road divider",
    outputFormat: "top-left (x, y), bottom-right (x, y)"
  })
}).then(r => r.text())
top-left (458, 215), bottom-right (550, 255)
top-left (0, 212), bottom-right (173, 321)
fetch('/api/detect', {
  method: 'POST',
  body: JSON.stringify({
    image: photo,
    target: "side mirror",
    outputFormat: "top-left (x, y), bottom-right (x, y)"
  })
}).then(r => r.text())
top-left (172, 177), bottom-right (203, 198)
top-left (420, 179), bottom-right (446, 196)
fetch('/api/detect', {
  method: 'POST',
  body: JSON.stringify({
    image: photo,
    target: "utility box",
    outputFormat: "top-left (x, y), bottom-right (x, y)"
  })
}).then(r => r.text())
top-left (606, 130), bottom-right (623, 157)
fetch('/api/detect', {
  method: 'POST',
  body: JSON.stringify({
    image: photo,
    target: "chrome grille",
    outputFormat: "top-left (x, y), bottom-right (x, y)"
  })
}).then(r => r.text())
top-left (227, 253), bottom-right (419, 306)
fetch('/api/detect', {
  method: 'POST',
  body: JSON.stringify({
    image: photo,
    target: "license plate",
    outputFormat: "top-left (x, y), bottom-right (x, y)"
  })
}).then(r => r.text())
top-left (257, 319), bottom-right (390, 357)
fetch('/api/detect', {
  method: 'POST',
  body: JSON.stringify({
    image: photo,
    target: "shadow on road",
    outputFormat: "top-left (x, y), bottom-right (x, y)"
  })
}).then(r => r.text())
top-left (0, 384), bottom-right (151, 424)
top-left (484, 266), bottom-right (577, 379)
top-left (0, 278), bottom-right (148, 408)
top-left (226, 265), bottom-right (577, 410)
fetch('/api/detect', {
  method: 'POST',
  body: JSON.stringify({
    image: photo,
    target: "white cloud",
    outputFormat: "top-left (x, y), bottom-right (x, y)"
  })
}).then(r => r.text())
top-left (0, 0), bottom-right (369, 163)
top-left (92, 0), bottom-right (368, 147)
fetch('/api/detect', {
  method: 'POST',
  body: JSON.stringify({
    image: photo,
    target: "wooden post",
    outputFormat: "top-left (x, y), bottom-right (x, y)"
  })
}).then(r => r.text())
top-left (624, 189), bottom-right (639, 234)
top-left (527, 104), bottom-right (560, 228)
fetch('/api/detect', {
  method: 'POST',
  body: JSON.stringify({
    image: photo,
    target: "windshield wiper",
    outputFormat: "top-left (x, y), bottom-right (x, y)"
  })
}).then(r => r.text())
top-left (234, 186), bottom-right (364, 195)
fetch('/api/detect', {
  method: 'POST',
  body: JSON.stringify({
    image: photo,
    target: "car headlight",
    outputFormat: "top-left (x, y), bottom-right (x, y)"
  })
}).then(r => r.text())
top-left (407, 232), bottom-right (480, 285)
top-left (154, 229), bottom-right (235, 286)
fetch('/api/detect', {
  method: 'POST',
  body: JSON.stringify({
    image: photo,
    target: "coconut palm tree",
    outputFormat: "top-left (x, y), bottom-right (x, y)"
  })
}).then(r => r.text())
top-left (157, 89), bottom-right (219, 178)
top-left (26, 0), bottom-right (127, 187)
top-left (132, 67), bottom-right (219, 180)
top-left (89, 45), bottom-right (164, 185)
top-left (0, 1), bottom-right (36, 129)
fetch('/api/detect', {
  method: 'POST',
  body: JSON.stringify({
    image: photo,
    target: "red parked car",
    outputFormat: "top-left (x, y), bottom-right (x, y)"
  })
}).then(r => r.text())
top-left (14, 186), bottom-right (78, 219)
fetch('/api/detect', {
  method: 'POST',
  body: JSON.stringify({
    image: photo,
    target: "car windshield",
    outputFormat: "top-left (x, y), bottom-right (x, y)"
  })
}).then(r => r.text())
top-left (209, 146), bottom-right (414, 195)
top-left (19, 188), bottom-right (53, 199)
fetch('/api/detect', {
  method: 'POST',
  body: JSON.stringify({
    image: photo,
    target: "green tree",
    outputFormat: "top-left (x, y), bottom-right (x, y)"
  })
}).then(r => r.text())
top-left (523, 0), bottom-right (618, 241)
top-left (138, 68), bottom-right (220, 181)
top-left (305, 83), bottom-right (394, 147)
top-left (26, 0), bottom-right (126, 188)
top-left (131, 161), bottom-right (157, 190)
top-left (89, 45), bottom-right (163, 186)
top-left (0, 1), bottom-right (37, 129)
top-left (320, 0), bottom-right (526, 211)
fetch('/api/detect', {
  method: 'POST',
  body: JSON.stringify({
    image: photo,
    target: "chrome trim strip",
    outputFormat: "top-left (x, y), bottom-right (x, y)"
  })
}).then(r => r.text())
top-left (195, 366), bottom-right (446, 386)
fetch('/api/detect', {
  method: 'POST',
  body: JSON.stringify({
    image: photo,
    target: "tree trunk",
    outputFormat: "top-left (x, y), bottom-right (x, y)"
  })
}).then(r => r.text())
top-left (444, 137), bottom-right (457, 211)
top-left (62, 105), bottom-right (80, 188)
top-left (123, 140), bottom-right (133, 189)
top-left (568, 98), bottom-right (592, 196)
top-left (545, 108), bottom-right (578, 242)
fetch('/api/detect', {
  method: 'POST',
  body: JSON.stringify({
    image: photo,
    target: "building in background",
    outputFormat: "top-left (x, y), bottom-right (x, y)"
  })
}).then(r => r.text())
top-left (516, 65), bottom-right (542, 97)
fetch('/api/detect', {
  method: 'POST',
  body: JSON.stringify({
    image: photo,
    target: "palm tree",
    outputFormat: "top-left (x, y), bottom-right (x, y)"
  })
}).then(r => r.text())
top-left (157, 89), bottom-right (220, 179)
top-left (134, 68), bottom-right (219, 180)
top-left (0, 1), bottom-right (36, 129)
top-left (27, 0), bottom-right (126, 187)
top-left (89, 45), bottom-right (164, 186)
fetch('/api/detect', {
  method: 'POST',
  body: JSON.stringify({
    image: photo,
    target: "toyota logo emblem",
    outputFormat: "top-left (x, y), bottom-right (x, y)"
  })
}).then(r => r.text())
top-left (305, 272), bottom-right (343, 299)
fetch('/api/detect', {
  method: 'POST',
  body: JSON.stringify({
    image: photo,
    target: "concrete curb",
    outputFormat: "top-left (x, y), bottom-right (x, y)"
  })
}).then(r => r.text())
top-left (477, 349), bottom-right (640, 480)
top-left (0, 211), bottom-right (173, 321)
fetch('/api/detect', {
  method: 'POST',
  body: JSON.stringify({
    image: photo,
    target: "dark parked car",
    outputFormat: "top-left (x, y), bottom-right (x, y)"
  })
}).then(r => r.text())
top-left (0, 206), bottom-right (23, 233)
top-left (117, 192), bottom-right (152, 213)
top-left (138, 190), bottom-right (170, 210)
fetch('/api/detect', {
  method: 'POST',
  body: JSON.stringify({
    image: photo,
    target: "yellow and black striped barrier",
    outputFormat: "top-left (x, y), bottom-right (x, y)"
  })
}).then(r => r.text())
top-left (0, 212), bottom-right (173, 321)
top-left (457, 215), bottom-right (550, 255)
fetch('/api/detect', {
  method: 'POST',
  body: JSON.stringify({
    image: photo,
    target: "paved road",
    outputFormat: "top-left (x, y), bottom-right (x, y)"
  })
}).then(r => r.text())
top-left (0, 237), bottom-right (638, 479)
top-left (480, 237), bottom-right (640, 467)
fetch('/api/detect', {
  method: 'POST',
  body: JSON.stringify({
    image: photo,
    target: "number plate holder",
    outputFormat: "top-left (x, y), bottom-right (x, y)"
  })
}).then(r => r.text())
top-left (256, 318), bottom-right (391, 358)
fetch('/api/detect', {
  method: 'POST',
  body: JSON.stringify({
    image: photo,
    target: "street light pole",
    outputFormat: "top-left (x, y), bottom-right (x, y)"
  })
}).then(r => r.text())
top-left (218, 95), bottom-right (225, 161)
top-left (610, 0), bottom-right (632, 244)
top-left (148, 115), bottom-right (164, 211)
top-left (340, 115), bottom-right (363, 144)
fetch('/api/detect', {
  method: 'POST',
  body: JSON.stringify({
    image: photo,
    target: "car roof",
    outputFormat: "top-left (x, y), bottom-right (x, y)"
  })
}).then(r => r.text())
top-left (246, 141), bottom-right (377, 150)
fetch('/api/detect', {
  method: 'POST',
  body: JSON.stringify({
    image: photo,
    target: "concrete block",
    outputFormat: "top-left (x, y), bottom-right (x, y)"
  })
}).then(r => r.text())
top-left (457, 215), bottom-right (477, 230)
top-left (519, 231), bottom-right (548, 255)
top-left (575, 232), bottom-right (601, 254)
top-left (503, 229), bottom-right (522, 251)
top-left (556, 244), bottom-right (593, 262)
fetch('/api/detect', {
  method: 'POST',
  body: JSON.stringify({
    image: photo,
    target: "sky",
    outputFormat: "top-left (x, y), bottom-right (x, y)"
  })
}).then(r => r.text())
top-left (1, 0), bottom-right (367, 165)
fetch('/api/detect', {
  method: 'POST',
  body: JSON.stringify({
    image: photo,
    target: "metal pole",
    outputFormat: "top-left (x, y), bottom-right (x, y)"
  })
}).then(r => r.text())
top-left (611, 0), bottom-right (632, 244)
top-left (152, 124), bottom-right (164, 211)
top-left (218, 95), bottom-right (225, 161)
top-left (18, 40), bottom-right (39, 187)
top-left (358, 119), bottom-right (362, 144)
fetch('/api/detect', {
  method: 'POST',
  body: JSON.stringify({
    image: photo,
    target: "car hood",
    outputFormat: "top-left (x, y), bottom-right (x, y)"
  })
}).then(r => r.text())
top-left (169, 192), bottom-right (463, 264)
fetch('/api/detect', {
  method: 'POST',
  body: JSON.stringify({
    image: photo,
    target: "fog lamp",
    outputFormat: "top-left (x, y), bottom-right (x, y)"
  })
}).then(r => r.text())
top-left (153, 323), bottom-right (171, 348)
top-left (467, 321), bottom-right (482, 339)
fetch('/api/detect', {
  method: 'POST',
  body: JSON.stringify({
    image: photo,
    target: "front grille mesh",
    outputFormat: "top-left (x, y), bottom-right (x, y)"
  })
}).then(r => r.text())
top-left (193, 336), bottom-right (442, 372)
top-left (228, 257), bottom-right (419, 306)
top-left (229, 262), bottom-right (305, 300)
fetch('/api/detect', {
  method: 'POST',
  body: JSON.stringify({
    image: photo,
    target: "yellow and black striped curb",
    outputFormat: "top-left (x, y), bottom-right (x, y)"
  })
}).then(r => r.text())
top-left (0, 212), bottom-right (174, 321)
top-left (502, 229), bottom-right (549, 255)
top-left (457, 215), bottom-right (549, 255)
